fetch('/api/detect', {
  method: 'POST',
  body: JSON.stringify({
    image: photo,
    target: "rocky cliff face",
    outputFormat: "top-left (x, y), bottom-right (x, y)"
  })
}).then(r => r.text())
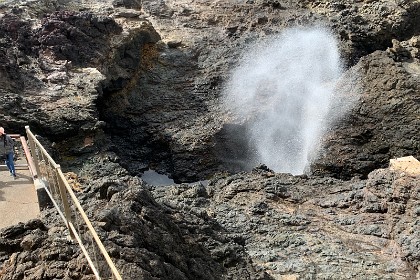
top-left (0, 0), bottom-right (419, 279)
top-left (0, 0), bottom-right (419, 181)
top-left (312, 45), bottom-right (420, 179)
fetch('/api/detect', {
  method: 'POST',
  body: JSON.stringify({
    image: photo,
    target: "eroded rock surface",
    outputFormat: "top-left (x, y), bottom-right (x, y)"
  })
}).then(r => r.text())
top-left (151, 163), bottom-right (420, 279)
top-left (312, 42), bottom-right (420, 179)
top-left (1, 157), bottom-right (418, 279)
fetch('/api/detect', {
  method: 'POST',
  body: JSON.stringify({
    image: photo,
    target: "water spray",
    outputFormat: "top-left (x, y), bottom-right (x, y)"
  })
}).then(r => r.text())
top-left (223, 27), bottom-right (344, 174)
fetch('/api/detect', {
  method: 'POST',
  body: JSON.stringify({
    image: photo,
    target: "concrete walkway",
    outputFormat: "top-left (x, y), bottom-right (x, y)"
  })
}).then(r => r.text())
top-left (0, 158), bottom-right (40, 229)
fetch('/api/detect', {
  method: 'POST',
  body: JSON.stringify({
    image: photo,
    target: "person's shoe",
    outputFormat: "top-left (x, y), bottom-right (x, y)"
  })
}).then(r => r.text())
top-left (13, 174), bottom-right (17, 179)
top-left (10, 173), bottom-right (13, 177)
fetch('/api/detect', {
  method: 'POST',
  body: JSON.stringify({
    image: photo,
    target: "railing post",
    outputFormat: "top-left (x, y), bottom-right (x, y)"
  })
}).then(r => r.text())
top-left (25, 126), bottom-right (41, 176)
top-left (25, 126), bottom-right (51, 209)
top-left (56, 164), bottom-right (75, 240)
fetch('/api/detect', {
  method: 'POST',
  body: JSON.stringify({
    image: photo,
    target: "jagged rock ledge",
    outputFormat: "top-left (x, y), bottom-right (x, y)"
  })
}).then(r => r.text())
top-left (1, 156), bottom-right (419, 279)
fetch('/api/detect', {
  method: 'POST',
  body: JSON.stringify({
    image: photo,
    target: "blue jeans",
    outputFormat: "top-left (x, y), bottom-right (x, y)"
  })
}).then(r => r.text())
top-left (5, 152), bottom-right (16, 176)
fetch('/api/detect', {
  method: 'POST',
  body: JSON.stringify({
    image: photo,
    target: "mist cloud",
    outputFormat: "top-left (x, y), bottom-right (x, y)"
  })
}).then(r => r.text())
top-left (223, 27), bottom-right (345, 174)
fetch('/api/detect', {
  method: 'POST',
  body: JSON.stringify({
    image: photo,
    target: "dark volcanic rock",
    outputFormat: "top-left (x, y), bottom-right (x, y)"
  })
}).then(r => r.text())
top-left (1, 154), bottom-right (272, 280)
top-left (150, 165), bottom-right (420, 279)
top-left (312, 42), bottom-right (420, 180)
top-left (299, 0), bottom-right (420, 65)
top-left (0, 0), bottom-right (420, 280)
top-left (2, 155), bottom-right (417, 279)
top-left (1, 0), bottom-right (419, 182)
top-left (0, 8), bottom-right (123, 138)
top-left (38, 11), bottom-right (122, 66)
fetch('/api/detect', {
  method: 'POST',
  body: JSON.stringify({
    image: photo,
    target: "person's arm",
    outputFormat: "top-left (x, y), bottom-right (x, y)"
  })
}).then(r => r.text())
top-left (6, 135), bottom-right (14, 150)
top-left (0, 137), bottom-right (5, 155)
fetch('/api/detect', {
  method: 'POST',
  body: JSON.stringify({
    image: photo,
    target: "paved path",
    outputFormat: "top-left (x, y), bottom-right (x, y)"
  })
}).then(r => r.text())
top-left (0, 158), bottom-right (40, 229)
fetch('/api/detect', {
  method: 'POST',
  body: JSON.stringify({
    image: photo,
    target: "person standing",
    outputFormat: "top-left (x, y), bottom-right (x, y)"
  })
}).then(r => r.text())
top-left (0, 127), bottom-right (17, 178)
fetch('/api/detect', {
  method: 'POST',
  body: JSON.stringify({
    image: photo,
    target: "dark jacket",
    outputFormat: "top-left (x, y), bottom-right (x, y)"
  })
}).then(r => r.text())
top-left (0, 134), bottom-right (14, 155)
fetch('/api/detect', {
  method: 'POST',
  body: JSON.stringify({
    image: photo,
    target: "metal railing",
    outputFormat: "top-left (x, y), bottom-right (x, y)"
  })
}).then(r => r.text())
top-left (25, 126), bottom-right (122, 280)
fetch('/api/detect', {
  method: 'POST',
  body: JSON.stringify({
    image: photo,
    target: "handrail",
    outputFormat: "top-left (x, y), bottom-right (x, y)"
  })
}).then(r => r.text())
top-left (56, 169), bottom-right (122, 278)
top-left (25, 129), bottom-right (58, 167)
top-left (20, 136), bottom-right (38, 178)
top-left (24, 126), bottom-right (122, 280)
